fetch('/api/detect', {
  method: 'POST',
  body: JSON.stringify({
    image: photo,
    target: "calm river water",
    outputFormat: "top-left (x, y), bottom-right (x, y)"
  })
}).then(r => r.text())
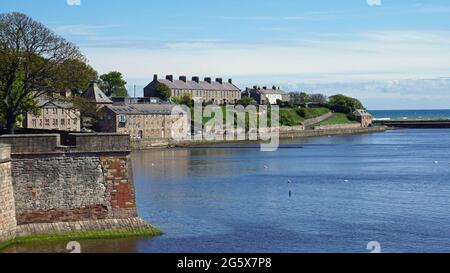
top-left (7, 129), bottom-right (450, 253)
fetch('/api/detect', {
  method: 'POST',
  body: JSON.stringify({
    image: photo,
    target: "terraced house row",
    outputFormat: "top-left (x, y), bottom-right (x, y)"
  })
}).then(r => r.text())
top-left (144, 74), bottom-right (242, 104)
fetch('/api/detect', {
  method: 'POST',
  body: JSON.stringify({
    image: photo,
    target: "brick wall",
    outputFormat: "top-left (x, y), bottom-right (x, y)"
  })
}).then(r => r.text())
top-left (0, 144), bottom-right (17, 243)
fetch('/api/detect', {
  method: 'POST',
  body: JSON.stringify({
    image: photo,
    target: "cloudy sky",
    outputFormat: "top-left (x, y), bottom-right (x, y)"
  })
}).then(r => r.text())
top-left (1, 0), bottom-right (450, 109)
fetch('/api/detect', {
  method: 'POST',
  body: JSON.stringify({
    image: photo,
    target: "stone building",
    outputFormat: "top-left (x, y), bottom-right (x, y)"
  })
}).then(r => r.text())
top-left (23, 96), bottom-right (81, 132)
top-left (82, 82), bottom-right (113, 109)
top-left (354, 109), bottom-right (373, 127)
top-left (97, 103), bottom-right (188, 139)
top-left (144, 75), bottom-right (241, 104)
top-left (243, 86), bottom-right (290, 105)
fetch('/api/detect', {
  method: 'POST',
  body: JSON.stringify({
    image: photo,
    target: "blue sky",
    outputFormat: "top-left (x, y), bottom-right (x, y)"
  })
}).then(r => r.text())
top-left (2, 0), bottom-right (450, 109)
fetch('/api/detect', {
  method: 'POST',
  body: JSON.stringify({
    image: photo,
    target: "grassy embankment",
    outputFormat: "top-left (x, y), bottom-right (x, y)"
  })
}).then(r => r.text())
top-left (279, 107), bottom-right (331, 126)
top-left (318, 113), bottom-right (358, 125)
top-left (0, 227), bottom-right (163, 252)
top-left (195, 105), bottom-right (354, 127)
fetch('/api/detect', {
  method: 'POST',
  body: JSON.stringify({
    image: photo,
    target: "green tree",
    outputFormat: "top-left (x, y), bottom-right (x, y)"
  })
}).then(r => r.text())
top-left (289, 92), bottom-right (310, 105)
top-left (99, 71), bottom-right (128, 97)
top-left (172, 93), bottom-right (193, 107)
top-left (153, 82), bottom-right (171, 101)
top-left (328, 94), bottom-right (365, 113)
top-left (309, 93), bottom-right (328, 104)
top-left (55, 60), bottom-right (98, 94)
top-left (0, 12), bottom-right (85, 133)
top-left (236, 97), bottom-right (256, 107)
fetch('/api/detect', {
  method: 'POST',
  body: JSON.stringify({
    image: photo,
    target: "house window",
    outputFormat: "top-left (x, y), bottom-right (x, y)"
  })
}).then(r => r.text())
top-left (45, 119), bottom-right (50, 126)
top-left (68, 119), bottom-right (71, 125)
top-left (45, 109), bottom-right (49, 115)
top-left (61, 119), bottom-right (65, 126)
top-left (73, 118), bottom-right (77, 125)
top-left (32, 119), bottom-right (37, 127)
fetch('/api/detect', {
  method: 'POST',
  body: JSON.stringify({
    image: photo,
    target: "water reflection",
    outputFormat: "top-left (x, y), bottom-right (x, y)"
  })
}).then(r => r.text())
top-left (6, 129), bottom-right (450, 253)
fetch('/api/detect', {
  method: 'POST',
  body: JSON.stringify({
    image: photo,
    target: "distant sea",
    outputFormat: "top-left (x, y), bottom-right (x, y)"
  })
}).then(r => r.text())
top-left (370, 109), bottom-right (450, 120)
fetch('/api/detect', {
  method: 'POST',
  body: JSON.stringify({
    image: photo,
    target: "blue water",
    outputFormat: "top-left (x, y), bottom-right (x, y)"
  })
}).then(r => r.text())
top-left (129, 129), bottom-right (450, 253)
top-left (371, 109), bottom-right (450, 120)
top-left (8, 129), bottom-right (450, 253)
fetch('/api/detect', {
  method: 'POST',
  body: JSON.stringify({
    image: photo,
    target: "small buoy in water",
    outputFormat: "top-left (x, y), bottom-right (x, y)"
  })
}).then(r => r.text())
top-left (434, 161), bottom-right (439, 164)
top-left (287, 179), bottom-right (292, 184)
top-left (344, 179), bottom-right (349, 183)
top-left (264, 165), bottom-right (269, 169)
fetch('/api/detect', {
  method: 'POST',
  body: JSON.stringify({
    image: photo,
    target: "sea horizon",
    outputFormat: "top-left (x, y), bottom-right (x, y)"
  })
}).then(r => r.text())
top-left (369, 109), bottom-right (450, 120)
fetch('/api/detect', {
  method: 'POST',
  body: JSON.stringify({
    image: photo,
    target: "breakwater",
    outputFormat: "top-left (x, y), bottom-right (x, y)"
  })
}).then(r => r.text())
top-left (375, 119), bottom-right (450, 128)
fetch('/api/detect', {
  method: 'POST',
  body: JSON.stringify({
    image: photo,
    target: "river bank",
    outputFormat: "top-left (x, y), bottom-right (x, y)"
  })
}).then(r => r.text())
top-left (131, 126), bottom-right (390, 149)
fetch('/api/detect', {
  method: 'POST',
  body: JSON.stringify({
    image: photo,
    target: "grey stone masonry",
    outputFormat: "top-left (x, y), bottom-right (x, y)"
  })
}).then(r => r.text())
top-left (15, 217), bottom-right (153, 238)
top-left (0, 144), bottom-right (17, 243)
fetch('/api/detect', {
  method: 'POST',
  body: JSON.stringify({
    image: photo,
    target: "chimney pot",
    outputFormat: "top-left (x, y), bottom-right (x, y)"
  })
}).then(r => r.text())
top-left (215, 78), bottom-right (223, 84)
top-left (204, 77), bottom-right (212, 83)
top-left (166, 75), bottom-right (173, 82)
top-left (192, 76), bottom-right (199, 83)
top-left (263, 86), bottom-right (267, 90)
top-left (153, 74), bottom-right (158, 81)
top-left (228, 78), bottom-right (233, 84)
top-left (179, 76), bottom-right (187, 82)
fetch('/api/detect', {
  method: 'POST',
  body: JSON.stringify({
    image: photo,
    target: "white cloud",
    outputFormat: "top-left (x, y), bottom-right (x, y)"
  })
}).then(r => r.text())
top-left (67, 0), bottom-right (81, 6)
top-left (80, 30), bottom-right (450, 108)
top-left (367, 0), bottom-right (381, 7)
top-left (53, 24), bottom-right (122, 36)
top-left (82, 31), bottom-right (450, 80)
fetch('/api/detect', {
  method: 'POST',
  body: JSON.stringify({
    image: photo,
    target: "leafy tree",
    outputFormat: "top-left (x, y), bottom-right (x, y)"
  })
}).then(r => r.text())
top-left (153, 82), bottom-right (171, 101)
top-left (55, 60), bottom-right (98, 94)
top-left (309, 93), bottom-right (328, 104)
top-left (99, 71), bottom-right (128, 97)
top-left (236, 97), bottom-right (256, 107)
top-left (328, 94), bottom-right (365, 113)
top-left (289, 92), bottom-right (310, 105)
top-left (0, 12), bottom-right (85, 133)
top-left (172, 93), bottom-right (193, 107)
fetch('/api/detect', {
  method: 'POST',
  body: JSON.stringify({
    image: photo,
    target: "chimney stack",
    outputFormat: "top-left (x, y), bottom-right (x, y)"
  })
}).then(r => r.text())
top-left (263, 86), bottom-right (267, 90)
top-left (179, 76), bottom-right (187, 82)
top-left (216, 78), bottom-right (223, 84)
top-left (228, 78), bottom-right (233, 84)
top-left (204, 77), bottom-right (212, 83)
top-left (166, 75), bottom-right (173, 82)
top-left (192, 76), bottom-right (199, 83)
top-left (153, 74), bottom-right (158, 81)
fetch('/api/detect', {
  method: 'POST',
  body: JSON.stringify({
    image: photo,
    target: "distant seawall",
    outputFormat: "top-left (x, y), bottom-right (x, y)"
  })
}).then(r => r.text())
top-left (0, 133), bottom-right (154, 246)
top-left (130, 126), bottom-right (388, 149)
top-left (375, 120), bottom-right (450, 128)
